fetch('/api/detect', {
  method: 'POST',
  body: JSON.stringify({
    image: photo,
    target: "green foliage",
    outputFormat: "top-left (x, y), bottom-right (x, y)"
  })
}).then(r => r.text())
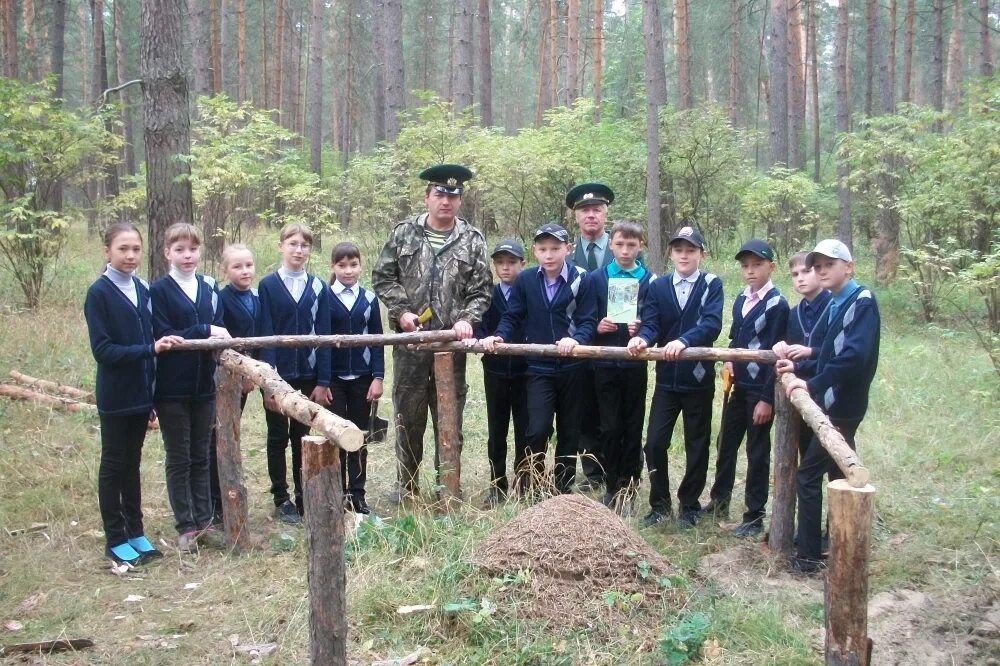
top-left (739, 167), bottom-right (824, 253)
top-left (658, 611), bottom-right (711, 665)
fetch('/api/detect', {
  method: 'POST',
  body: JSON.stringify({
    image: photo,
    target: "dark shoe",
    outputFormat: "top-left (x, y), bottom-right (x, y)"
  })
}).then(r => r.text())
top-left (732, 520), bottom-right (763, 539)
top-left (387, 485), bottom-right (417, 505)
top-left (128, 536), bottom-right (163, 561)
top-left (276, 499), bottom-right (302, 525)
top-left (482, 488), bottom-right (506, 509)
top-left (177, 531), bottom-right (199, 553)
top-left (700, 498), bottom-right (730, 520)
top-left (600, 491), bottom-right (614, 507)
top-left (199, 526), bottom-right (227, 549)
top-left (350, 495), bottom-right (371, 515)
top-left (677, 508), bottom-right (700, 529)
top-left (789, 556), bottom-right (826, 575)
top-left (641, 509), bottom-right (671, 528)
top-left (577, 477), bottom-right (603, 493)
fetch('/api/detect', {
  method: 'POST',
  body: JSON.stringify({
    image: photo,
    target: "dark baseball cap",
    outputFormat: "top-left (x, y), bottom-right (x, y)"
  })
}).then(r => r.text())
top-left (491, 239), bottom-right (525, 259)
top-left (533, 223), bottom-right (570, 243)
top-left (668, 226), bottom-right (706, 250)
top-left (735, 239), bottom-right (776, 262)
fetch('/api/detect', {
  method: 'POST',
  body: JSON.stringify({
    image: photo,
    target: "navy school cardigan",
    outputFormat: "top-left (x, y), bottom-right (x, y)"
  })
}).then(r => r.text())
top-left (150, 273), bottom-right (226, 401)
top-left (474, 282), bottom-right (527, 378)
top-left (784, 290), bottom-right (832, 379)
top-left (84, 275), bottom-right (157, 416)
top-left (258, 272), bottom-right (331, 386)
top-left (590, 267), bottom-right (659, 369)
top-left (219, 284), bottom-right (263, 360)
top-left (729, 286), bottom-right (789, 405)
top-left (635, 271), bottom-right (724, 390)
top-left (493, 264), bottom-right (597, 375)
top-left (328, 284), bottom-right (385, 380)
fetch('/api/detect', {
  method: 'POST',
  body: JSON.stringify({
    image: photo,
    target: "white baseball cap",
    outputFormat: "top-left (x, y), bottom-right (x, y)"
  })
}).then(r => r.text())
top-left (805, 239), bottom-right (853, 268)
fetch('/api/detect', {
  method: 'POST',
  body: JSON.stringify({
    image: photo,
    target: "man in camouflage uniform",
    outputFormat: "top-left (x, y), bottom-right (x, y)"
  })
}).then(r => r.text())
top-left (372, 164), bottom-right (493, 500)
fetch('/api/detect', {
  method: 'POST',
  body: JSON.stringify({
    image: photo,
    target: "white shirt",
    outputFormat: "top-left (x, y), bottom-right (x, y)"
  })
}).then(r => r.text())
top-left (278, 266), bottom-right (307, 302)
top-left (672, 270), bottom-right (700, 310)
top-left (169, 266), bottom-right (198, 303)
top-left (333, 280), bottom-right (358, 310)
top-left (104, 264), bottom-right (138, 307)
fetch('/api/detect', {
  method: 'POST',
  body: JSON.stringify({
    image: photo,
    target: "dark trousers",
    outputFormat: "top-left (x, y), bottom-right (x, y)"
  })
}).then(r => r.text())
top-left (796, 419), bottom-right (860, 561)
top-left (484, 371), bottom-right (528, 493)
top-left (156, 399), bottom-right (216, 535)
top-left (330, 375), bottom-right (372, 499)
top-left (645, 387), bottom-right (713, 513)
top-left (595, 365), bottom-right (648, 496)
top-left (709, 386), bottom-right (774, 523)
top-left (265, 380), bottom-right (315, 509)
top-left (577, 366), bottom-right (604, 483)
top-left (209, 392), bottom-right (250, 521)
top-left (98, 412), bottom-right (149, 547)
top-left (522, 370), bottom-right (582, 494)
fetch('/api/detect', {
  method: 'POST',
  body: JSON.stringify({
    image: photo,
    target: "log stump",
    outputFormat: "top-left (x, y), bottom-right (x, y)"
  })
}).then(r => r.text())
top-left (433, 352), bottom-right (461, 503)
top-left (769, 385), bottom-right (799, 554)
top-left (214, 365), bottom-right (250, 551)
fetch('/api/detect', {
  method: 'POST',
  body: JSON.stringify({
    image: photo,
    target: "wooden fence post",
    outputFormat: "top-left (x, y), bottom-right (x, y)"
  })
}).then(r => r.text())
top-left (214, 365), bottom-right (250, 550)
top-left (769, 385), bottom-right (799, 554)
top-left (825, 479), bottom-right (876, 666)
top-left (301, 435), bottom-right (347, 666)
top-left (433, 352), bottom-right (462, 503)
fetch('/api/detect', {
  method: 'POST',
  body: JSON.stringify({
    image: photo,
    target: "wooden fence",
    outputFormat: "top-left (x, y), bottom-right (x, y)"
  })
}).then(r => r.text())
top-left (177, 332), bottom-right (874, 666)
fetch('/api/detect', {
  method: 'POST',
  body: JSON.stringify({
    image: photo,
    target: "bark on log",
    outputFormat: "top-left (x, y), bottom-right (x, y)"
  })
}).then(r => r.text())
top-left (825, 479), bottom-right (876, 666)
top-left (9, 371), bottom-right (96, 403)
top-left (414, 342), bottom-right (779, 365)
top-left (0, 384), bottom-right (97, 413)
top-left (433, 353), bottom-right (461, 503)
top-left (779, 374), bottom-right (869, 487)
top-left (0, 638), bottom-right (95, 656)
top-left (214, 365), bottom-right (250, 551)
top-left (301, 435), bottom-right (348, 665)
top-left (169, 329), bottom-right (458, 352)
top-left (217, 350), bottom-right (363, 451)
top-left (768, 385), bottom-right (799, 554)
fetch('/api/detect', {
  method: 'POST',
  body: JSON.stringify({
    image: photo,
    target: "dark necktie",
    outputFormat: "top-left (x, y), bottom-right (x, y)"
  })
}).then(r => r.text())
top-left (586, 242), bottom-right (598, 271)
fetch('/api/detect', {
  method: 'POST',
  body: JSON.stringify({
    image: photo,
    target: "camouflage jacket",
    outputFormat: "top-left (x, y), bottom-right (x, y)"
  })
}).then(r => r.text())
top-left (372, 213), bottom-right (493, 332)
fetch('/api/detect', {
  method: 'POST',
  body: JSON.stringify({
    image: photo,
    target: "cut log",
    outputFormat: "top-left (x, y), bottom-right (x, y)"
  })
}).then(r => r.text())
top-left (9, 370), bottom-right (96, 403)
top-left (169, 329), bottom-right (458, 352)
top-left (0, 383), bottom-right (97, 413)
top-left (825, 479), bottom-right (876, 666)
top-left (414, 341), bottom-right (778, 364)
top-left (217, 350), bottom-right (364, 451)
top-left (0, 638), bottom-right (95, 656)
top-left (779, 374), bottom-right (869, 487)
top-left (768, 385), bottom-right (799, 554)
top-left (433, 352), bottom-right (461, 502)
top-left (214, 365), bottom-right (250, 551)
top-left (301, 435), bottom-right (348, 664)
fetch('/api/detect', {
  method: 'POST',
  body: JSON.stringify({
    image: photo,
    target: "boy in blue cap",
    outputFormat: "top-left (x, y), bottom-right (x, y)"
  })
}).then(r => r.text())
top-left (705, 239), bottom-right (789, 538)
top-left (481, 223), bottom-right (597, 495)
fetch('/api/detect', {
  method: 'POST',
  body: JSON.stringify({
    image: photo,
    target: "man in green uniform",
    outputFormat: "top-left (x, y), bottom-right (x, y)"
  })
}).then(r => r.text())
top-left (372, 164), bottom-right (493, 501)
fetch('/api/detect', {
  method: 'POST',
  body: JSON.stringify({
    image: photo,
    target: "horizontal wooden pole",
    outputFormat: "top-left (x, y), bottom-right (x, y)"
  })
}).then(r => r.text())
top-left (218, 350), bottom-right (364, 452)
top-left (0, 383), bottom-right (97, 413)
top-left (167, 330), bottom-right (458, 352)
top-left (9, 370), bottom-right (96, 403)
top-left (779, 373), bottom-right (870, 487)
top-left (411, 341), bottom-right (779, 364)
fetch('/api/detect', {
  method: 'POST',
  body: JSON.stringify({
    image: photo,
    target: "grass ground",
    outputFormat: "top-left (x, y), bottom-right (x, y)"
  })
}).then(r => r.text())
top-left (0, 225), bottom-right (997, 665)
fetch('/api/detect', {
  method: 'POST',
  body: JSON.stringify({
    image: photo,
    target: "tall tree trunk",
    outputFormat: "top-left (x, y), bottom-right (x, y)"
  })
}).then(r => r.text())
top-left (888, 0), bottom-right (896, 108)
top-left (237, 0), bottom-right (246, 102)
top-left (767, 0), bottom-right (789, 167)
top-left (453, 0), bottom-right (474, 116)
top-left (290, 8), bottom-right (303, 134)
top-left (273, 0), bottom-right (285, 117)
top-left (188, 0), bottom-right (211, 98)
top-left (477, 0), bottom-right (493, 125)
top-left (372, 0), bottom-right (387, 142)
top-left (260, 0), bottom-right (268, 107)
top-left (210, 0), bottom-right (222, 93)
top-left (535, 1), bottom-right (550, 127)
top-left (864, 0), bottom-right (875, 116)
top-left (307, 0), bottom-right (323, 173)
top-left (341, 5), bottom-right (352, 165)
top-left (642, 0), bottom-right (667, 274)
top-left (931, 0), bottom-right (944, 116)
top-left (548, 0), bottom-right (558, 108)
top-left (787, 0), bottom-right (805, 169)
top-left (383, 0), bottom-right (403, 140)
top-left (981, 0), bottom-right (995, 77)
top-left (1, 0), bottom-right (17, 79)
top-left (78, 1), bottom-right (91, 102)
top-left (51, 0), bottom-right (67, 98)
top-left (874, 0), bottom-right (898, 284)
top-left (835, 0), bottom-right (852, 250)
top-left (566, 0), bottom-right (579, 102)
top-left (91, 0), bottom-right (109, 104)
top-left (675, 0), bottom-right (691, 110)
top-left (114, 0), bottom-right (137, 177)
top-left (945, 0), bottom-right (962, 112)
top-left (593, 0), bottom-right (602, 121)
top-left (902, 0), bottom-right (914, 103)
top-left (728, 0), bottom-right (740, 126)
top-left (22, 0), bottom-right (37, 80)
top-left (141, 0), bottom-right (195, 279)
top-left (809, 0), bottom-right (820, 183)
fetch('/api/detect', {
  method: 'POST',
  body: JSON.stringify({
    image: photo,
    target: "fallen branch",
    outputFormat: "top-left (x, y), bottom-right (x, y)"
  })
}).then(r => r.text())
top-left (168, 329), bottom-right (458, 352)
top-left (412, 341), bottom-right (779, 364)
top-left (218, 350), bottom-right (364, 451)
top-left (0, 384), bottom-right (97, 413)
top-left (0, 638), bottom-right (95, 656)
top-left (779, 373), bottom-right (870, 487)
top-left (9, 371), bottom-right (96, 403)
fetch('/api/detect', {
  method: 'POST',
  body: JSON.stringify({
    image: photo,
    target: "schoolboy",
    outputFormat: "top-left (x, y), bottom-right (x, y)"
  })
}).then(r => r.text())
top-left (481, 223), bottom-right (597, 495)
top-left (628, 226), bottom-right (723, 528)
top-left (327, 242), bottom-right (384, 516)
top-left (705, 239), bottom-right (789, 538)
top-left (590, 220), bottom-right (657, 515)
top-left (777, 239), bottom-right (880, 573)
top-left (474, 240), bottom-right (529, 508)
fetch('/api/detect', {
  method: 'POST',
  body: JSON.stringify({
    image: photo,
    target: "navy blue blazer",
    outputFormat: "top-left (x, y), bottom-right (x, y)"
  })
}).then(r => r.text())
top-left (729, 286), bottom-right (789, 404)
top-left (219, 285), bottom-right (262, 360)
top-left (328, 284), bottom-right (385, 380)
top-left (258, 272), bottom-right (331, 386)
top-left (475, 282), bottom-right (527, 378)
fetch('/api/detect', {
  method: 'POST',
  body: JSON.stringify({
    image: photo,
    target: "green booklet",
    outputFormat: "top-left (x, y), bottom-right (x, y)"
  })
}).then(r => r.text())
top-left (607, 277), bottom-right (639, 323)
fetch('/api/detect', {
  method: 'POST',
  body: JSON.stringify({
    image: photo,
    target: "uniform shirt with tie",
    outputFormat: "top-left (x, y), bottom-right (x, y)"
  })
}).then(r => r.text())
top-left (333, 279), bottom-right (360, 380)
top-left (672, 269), bottom-right (700, 309)
top-left (278, 266), bottom-right (307, 302)
top-left (581, 232), bottom-right (609, 271)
